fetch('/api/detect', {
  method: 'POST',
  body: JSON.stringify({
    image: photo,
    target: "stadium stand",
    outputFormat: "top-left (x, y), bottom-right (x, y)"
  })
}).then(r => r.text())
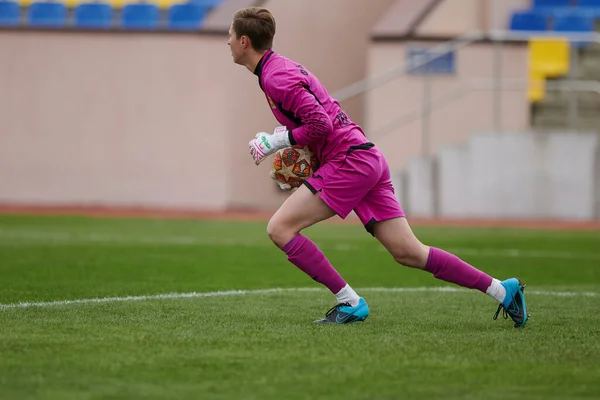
top-left (1, 0), bottom-right (221, 28)
top-left (524, 0), bottom-right (600, 130)
top-left (506, 0), bottom-right (600, 129)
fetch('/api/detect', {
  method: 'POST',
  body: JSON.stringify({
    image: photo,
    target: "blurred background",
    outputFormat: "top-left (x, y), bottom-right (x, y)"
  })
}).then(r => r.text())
top-left (0, 0), bottom-right (599, 221)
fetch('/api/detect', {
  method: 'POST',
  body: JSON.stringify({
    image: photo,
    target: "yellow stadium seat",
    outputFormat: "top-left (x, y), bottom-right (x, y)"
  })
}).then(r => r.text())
top-left (63, 0), bottom-right (82, 8)
top-left (527, 37), bottom-right (570, 103)
top-left (528, 70), bottom-right (546, 103)
top-left (17, 0), bottom-right (35, 7)
top-left (529, 37), bottom-right (570, 78)
top-left (153, 0), bottom-right (182, 10)
top-left (103, 0), bottom-right (128, 8)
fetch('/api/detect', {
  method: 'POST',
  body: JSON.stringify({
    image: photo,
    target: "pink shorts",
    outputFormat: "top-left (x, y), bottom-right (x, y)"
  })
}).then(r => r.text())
top-left (304, 143), bottom-right (405, 235)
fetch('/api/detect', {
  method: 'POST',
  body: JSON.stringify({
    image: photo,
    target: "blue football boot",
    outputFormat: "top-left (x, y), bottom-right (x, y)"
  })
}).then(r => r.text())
top-left (314, 297), bottom-right (370, 324)
top-left (493, 278), bottom-right (529, 328)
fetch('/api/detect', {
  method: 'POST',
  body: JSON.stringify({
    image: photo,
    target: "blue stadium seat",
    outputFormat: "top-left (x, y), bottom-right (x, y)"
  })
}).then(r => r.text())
top-left (27, 1), bottom-right (67, 27)
top-left (188, 0), bottom-right (221, 11)
top-left (533, 0), bottom-right (571, 8)
top-left (532, 0), bottom-right (572, 16)
top-left (74, 2), bottom-right (112, 28)
top-left (0, 0), bottom-right (20, 26)
top-left (122, 3), bottom-right (158, 29)
top-left (510, 10), bottom-right (548, 31)
top-left (554, 9), bottom-right (595, 30)
top-left (577, 0), bottom-right (600, 17)
top-left (553, 9), bottom-right (595, 46)
top-left (167, 3), bottom-right (205, 30)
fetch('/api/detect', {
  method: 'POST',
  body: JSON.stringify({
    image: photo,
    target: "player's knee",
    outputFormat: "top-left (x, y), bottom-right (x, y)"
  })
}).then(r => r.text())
top-left (391, 247), bottom-right (426, 268)
top-left (266, 218), bottom-right (293, 248)
top-left (392, 250), bottom-right (414, 267)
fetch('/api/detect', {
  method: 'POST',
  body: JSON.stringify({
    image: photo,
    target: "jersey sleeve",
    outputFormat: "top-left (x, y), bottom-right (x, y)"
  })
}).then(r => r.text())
top-left (267, 69), bottom-right (333, 147)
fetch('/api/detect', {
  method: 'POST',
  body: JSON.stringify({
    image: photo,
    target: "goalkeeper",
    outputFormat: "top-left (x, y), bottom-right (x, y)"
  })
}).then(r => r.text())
top-left (230, 7), bottom-right (528, 327)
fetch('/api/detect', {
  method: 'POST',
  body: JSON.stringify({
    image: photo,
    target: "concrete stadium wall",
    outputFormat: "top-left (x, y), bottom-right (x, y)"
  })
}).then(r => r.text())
top-left (403, 132), bottom-right (599, 220)
top-left (0, 0), bottom-right (394, 211)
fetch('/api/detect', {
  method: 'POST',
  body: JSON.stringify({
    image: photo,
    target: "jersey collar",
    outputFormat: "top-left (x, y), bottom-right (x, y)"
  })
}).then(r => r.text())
top-left (253, 50), bottom-right (274, 90)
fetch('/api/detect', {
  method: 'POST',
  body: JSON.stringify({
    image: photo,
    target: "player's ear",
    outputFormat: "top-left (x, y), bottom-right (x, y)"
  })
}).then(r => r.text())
top-left (241, 35), bottom-right (250, 49)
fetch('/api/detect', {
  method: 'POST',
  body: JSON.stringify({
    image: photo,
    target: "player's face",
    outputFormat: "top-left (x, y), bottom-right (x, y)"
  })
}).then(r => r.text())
top-left (228, 24), bottom-right (244, 65)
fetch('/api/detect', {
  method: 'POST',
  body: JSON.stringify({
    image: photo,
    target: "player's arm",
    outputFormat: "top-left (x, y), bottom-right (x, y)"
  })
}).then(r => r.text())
top-left (248, 69), bottom-right (333, 165)
top-left (269, 69), bottom-right (333, 147)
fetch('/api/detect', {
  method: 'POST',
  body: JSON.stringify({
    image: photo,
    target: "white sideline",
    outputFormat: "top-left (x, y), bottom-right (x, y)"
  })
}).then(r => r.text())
top-left (1, 229), bottom-right (600, 261)
top-left (0, 286), bottom-right (597, 311)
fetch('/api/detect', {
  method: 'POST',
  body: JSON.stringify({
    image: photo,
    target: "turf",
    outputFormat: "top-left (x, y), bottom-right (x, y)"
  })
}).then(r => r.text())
top-left (0, 215), bottom-right (599, 400)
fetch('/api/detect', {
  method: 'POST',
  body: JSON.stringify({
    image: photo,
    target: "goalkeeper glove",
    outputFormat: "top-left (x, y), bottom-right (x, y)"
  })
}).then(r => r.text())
top-left (249, 126), bottom-right (291, 165)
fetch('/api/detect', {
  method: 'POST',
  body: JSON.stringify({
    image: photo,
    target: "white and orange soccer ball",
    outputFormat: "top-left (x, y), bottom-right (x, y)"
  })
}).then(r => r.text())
top-left (270, 145), bottom-right (319, 189)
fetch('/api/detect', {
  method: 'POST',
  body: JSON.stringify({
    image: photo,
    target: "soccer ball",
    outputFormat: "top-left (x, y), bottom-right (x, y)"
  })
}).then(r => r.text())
top-left (272, 145), bottom-right (319, 189)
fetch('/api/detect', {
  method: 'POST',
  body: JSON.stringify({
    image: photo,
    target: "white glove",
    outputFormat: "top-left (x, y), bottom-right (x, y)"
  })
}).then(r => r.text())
top-left (269, 169), bottom-right (292, 191)
top-left (248, 126), bottom-right (291, 165)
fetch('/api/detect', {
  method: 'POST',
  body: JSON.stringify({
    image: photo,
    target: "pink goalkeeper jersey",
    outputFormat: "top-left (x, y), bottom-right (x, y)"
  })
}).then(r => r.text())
top-left (254, 50), bottom-right (370, 163)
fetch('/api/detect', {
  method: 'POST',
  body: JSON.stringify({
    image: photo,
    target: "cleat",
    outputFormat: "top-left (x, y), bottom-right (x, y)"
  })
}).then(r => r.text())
top-left (493, 278), bottom-right (529, 328)
top-left (314, 297), bottom-right (370, 324)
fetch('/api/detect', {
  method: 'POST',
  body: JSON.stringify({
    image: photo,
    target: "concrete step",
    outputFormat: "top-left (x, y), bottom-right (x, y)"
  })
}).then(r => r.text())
top-left (543, 90), bottom-right (600, 110)
top-left (579, 63), bottom-right (600, 80)
top-left (532, 111), bottom-right (600, 132)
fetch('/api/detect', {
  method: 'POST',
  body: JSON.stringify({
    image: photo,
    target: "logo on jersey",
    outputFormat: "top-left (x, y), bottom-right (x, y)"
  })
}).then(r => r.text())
top-left (267, 96), bottom-right (277, 109)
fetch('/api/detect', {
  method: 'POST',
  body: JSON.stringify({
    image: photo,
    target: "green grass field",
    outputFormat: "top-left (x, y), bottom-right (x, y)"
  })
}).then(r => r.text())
top-left (0, 214), bottom-right (599, 400)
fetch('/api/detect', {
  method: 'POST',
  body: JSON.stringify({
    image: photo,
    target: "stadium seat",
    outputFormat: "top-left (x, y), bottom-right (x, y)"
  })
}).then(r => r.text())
top-left (74, 2), bottom-right (112, 28)
top-left (553, 9), bottom-right (595, 46)
top-left (0, 0), bottom-right (20, 26)
top-left (102, 0), bottom-right (126, 9)
top-left (121, 2), bottom-right (158, 29)
top-left (577, 0), bottom-right (600, 17)
top-left (188, 0), bottom-right (221, 10)
top-left (533, 0), bottom-right (572, 8)
top-left (152, 0), bottom-right (180, 10)
top-left (18, 0), bottom-right (79, 7)
top-left (27, 1), bottom-right (67, 27)
top-left (63, 0), bottom-right (86, 8)
top-left (167, 2), bottom-right (205, 30)
top-left (532, 0), bottom-right (572, 17)
top-left (528, 38), bottom-right (570, 102)
top-left (529, 38), bottom-right (570, 77)
top-left (578, 0), bottom-right (600, 5)
top-left (528, 70), bottom-right (546, 102)
top-left (509, 10), bottom-right (548, 31)
top-left (553, 9), bottom-right (595, 29)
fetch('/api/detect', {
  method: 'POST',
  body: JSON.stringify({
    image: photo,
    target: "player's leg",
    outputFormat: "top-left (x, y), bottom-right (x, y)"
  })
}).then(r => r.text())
top-left (267, 183), bottom-right (366, 323)
top-left (271, 145), bottom-right (385, 324)
top-left (372, 218), bottom-right (528, 328)
top-left (353, 148), bottom-right (528, 328)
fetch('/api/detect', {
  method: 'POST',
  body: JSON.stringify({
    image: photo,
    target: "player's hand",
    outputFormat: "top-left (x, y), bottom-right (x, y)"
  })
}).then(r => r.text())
top-left (269, 169), bottom-right (292, 191)
top-left (248, 126), bottom-right (290, 165)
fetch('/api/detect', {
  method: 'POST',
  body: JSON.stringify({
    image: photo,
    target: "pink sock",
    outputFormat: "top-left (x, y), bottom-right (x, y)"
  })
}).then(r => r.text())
top-left (282, 234), bottom-right (346, 294)
top-left (425, 247), bottom-right (492, 293)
